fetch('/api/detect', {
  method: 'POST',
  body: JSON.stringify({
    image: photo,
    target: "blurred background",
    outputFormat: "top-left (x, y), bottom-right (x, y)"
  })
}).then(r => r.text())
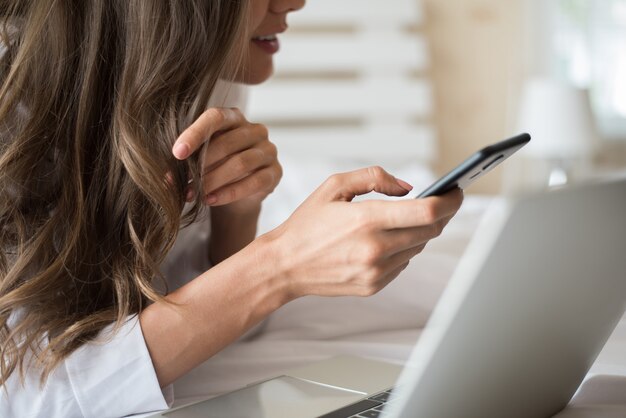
top-left (246, 0), bottom-right (626, 196)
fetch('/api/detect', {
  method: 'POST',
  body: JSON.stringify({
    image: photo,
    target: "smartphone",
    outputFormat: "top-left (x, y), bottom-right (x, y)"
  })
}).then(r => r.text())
top-left (416, 133), bottom-right (531, 198)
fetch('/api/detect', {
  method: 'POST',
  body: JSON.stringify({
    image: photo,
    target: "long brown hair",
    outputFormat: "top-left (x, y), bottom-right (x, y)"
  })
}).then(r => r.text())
top-left (0, 0), bottom-right (249, 385)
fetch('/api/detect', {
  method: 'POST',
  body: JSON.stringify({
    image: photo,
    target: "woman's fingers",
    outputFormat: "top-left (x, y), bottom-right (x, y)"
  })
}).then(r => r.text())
top-left (173, 108), bottom-right (246, 160)
top-left (356, 189), bottom-right (463, 230)
top-left (375, 215), bottom-right (455, 256)
top-left (204, 165), bottom-right (281, 206)
top-left (315, 166), bottom-right (413, 202)
top-left (200, 124), bottom-right (270, 170)
top-left (201, 146), bottom-right (275, 197)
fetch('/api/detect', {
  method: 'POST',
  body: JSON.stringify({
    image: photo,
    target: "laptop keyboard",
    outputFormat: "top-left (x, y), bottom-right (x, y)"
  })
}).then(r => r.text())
top-left (318, 388), bottom-right (395, 418)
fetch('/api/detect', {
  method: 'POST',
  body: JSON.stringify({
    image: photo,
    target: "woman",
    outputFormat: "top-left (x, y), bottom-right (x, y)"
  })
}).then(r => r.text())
top-left (0, 0), bottom-right (463, 416)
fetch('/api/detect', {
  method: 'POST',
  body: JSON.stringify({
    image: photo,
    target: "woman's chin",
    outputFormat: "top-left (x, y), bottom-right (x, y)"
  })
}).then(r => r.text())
top-left (232, 63), bottom-right (274, 86)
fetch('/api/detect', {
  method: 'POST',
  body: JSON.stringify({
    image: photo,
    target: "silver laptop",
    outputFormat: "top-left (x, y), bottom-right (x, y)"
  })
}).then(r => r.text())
top-left (152, 178), bottom-right (626, 418)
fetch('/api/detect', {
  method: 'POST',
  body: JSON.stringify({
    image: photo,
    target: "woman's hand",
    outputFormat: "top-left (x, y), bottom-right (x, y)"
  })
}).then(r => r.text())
top-left (258, 166), bottom-right (464, 300)
top-left (142, 166), bottom-right (462, 389)
top-left (172, 107), bottom-right (282, 210)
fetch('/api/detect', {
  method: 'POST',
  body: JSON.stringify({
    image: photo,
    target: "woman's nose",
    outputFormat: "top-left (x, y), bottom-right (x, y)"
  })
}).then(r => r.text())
top-left (270, 0), bottom-right (306, 14)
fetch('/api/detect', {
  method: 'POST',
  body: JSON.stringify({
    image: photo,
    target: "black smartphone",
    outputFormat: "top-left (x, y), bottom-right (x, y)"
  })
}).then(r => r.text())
top-left (416, 133), bottom-right (531, 198)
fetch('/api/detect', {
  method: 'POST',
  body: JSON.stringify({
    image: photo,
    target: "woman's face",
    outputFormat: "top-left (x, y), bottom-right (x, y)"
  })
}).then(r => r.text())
top-left (236, 0), bottom-right (305, 85)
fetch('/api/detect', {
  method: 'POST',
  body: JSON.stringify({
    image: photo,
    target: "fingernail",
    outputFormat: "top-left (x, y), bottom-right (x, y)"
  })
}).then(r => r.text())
top-left (204, 194), bottom-right (218, 205)
top-left (173, 143), bottom-right (190, 160)
top-left (395, 177), bottom-right (413, 191)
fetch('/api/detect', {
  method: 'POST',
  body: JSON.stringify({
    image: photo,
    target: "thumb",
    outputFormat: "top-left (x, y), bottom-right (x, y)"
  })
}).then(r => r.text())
top-left (316, 166), bottom-right (413, 202)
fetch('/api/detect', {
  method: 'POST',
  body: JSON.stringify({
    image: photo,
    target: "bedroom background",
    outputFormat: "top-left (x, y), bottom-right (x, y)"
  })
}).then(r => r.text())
top-left (246, 0), bottom-right (626, 201)
top-left (171, 0), bottom-right (626, 406)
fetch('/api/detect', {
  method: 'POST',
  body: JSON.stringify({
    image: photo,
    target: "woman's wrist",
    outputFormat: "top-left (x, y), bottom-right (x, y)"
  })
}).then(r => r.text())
top-left (252, 226), bottom-right (303, 302)
top-left (242, 234), bottom-right (295, 310)
top-left (201, 237), bottom-right (290, 323)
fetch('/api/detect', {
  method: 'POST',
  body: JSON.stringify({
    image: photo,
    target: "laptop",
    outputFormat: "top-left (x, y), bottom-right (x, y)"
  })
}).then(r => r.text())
top-left (151, 177), bottom-right (626, 418)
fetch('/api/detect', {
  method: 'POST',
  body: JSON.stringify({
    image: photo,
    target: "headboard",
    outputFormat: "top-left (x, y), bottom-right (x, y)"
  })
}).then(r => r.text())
top-left (247, 0), bottom-right (436, 167)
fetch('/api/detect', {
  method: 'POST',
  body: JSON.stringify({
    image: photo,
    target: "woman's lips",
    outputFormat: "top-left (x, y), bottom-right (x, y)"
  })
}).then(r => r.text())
top-left (251, 35), bottom-right (280, 54)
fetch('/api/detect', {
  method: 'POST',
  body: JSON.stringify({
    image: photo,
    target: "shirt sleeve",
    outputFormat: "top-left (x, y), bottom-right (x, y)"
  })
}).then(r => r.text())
top-left (1, 316), bottom-right (172, 418)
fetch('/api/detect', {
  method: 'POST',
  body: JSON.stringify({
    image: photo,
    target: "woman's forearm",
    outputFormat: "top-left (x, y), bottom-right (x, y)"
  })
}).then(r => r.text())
top-left (208, 203), bottom-right (262, 265)
top-left (140, 235), bottom-right (286, 388)
top-left (141, 202), bottom-right (264, 387)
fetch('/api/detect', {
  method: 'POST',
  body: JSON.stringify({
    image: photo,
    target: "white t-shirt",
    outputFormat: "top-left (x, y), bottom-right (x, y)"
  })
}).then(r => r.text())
top-left (0, 82), bottom-right (249, 418)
